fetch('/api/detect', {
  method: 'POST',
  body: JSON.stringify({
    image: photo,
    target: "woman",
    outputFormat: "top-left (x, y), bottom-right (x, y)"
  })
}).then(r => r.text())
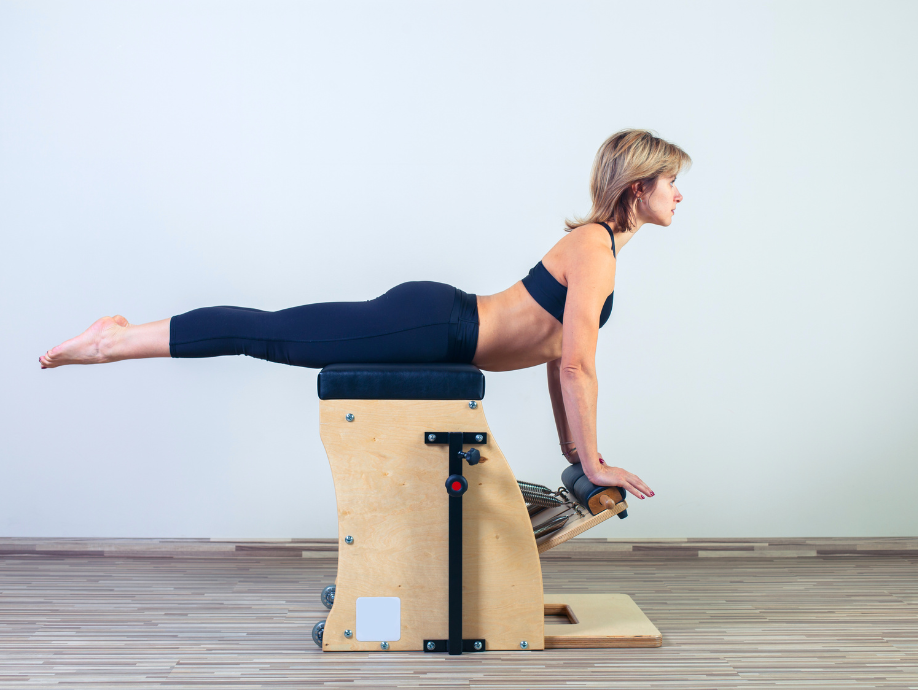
top-left (39, 129), bottom-right (689, 502)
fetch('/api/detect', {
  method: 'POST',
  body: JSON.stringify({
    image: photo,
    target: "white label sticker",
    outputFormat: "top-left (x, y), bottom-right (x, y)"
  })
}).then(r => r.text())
top-left (356, 597), bottom-right (401, 641)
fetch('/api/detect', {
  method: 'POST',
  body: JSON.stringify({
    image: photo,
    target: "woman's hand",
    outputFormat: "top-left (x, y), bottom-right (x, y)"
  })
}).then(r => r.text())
top-left (588, 456), bottom-right (654, 500)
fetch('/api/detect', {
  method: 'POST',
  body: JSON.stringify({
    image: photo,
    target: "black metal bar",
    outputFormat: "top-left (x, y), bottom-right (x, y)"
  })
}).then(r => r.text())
top-left (423, 639), bottom-right (486, 653)
top-left (424, 432), bottom-right (487, 445)
top-left (447, 431), bottom-right (464, 655)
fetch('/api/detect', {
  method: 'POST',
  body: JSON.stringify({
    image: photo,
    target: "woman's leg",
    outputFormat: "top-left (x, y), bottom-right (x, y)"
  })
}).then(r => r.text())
top-left (39, 281), bottom-right (477, 370)
top-left (169, 283), bottom-right (460, 368)
top-left (39, 316), bottom-right (170, 368)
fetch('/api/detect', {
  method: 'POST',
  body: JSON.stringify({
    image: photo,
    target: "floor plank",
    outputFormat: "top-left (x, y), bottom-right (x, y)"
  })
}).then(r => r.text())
top-left (3, 536), bottom-right (918, 559)
top-left (1, 553), bottom-right (917, 688)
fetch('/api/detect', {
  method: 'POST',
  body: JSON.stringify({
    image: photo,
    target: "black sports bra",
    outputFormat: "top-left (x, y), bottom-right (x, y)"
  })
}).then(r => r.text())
top-left (521, 221), bottom-right (616, 328)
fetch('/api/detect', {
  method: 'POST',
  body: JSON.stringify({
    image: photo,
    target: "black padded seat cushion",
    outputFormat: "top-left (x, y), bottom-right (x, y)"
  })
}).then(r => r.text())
top-left (317, 363), bottom-right (486, 401)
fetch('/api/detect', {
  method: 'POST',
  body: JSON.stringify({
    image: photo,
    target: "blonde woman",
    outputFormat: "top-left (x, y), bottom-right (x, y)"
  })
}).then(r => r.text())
top-left (39, 129), bottom-right (689, 501)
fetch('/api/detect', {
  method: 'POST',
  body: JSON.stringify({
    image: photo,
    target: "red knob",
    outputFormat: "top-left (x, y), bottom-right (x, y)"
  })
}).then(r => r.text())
top-left (445, 474), bottom-right (468, 496)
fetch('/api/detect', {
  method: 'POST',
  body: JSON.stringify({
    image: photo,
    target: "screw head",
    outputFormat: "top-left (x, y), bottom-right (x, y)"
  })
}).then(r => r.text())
top-left (427, 433), bottom-right (436, 442)
top-left (344, 535), bottom-right (354, 545)
top-left (475, 434), bottom-right (484, 442)
top-left (426, 641), bottom-right (435, 651)
top-left (380, 641), bottom-right (389, 650)
top-left (344, 629), bottom-right (352, 638)
top-left (468, 401), bottom-right (478, 409)
top-left (473, 640), bottom-right (483, 651)
top-left (520, 640), bottom-right (529, 649)
top-left (345, 413), bottom-right (354, 422)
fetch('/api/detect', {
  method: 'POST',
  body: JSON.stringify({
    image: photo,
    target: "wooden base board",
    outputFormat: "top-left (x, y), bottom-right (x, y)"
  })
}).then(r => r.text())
top-left (543, 593), bottom-right (662, 648)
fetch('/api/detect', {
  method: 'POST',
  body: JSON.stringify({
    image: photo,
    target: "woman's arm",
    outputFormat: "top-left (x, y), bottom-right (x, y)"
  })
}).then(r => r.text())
top-left (557, 347), bottom-right (601, 478)
top-left (546, 359), bottom-right (579, 464)
top-left (558, 227), bottom-right (654, 500)
top-left (558, 350), bottom-right (653, 498)
top-left (558, 229), bottom-right (611, 483)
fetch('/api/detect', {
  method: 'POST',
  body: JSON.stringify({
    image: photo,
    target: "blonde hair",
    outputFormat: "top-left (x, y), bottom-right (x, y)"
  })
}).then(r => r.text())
top-left (566, 129), bottom-right (692, 233)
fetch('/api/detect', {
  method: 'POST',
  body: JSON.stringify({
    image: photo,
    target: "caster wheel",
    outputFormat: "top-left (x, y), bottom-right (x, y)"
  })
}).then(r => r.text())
top-left (312, 619), bottom-right (326, 648)
top-left (321, 584), bottom-right (336, 609)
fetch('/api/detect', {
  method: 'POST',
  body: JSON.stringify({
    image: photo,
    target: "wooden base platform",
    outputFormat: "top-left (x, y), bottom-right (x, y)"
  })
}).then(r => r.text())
top-left (544, 593), bottom-right (662, 648)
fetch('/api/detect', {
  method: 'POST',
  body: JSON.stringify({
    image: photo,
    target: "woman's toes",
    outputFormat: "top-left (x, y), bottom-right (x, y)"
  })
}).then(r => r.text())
top-left (112, 315), bottom-right (130, 327)
top-left (41, 347), bottom-right (60, 367)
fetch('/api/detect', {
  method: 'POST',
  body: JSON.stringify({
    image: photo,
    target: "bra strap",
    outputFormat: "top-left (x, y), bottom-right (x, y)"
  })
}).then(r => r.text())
top-left (599, 221), bottom-right (617, 258)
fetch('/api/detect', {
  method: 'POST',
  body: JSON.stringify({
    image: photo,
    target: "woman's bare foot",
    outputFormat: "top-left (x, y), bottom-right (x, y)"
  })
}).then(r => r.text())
top-left (39, 315), bottom-right (130, 368)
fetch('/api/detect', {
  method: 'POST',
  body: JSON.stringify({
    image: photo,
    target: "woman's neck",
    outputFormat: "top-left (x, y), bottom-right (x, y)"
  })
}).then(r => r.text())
top-left (611, 226), bottom-right (639, 255)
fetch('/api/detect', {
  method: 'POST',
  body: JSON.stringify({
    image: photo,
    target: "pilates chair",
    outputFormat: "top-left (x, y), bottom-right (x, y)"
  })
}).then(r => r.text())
top-left (310, 363), bottom-right (661, 654)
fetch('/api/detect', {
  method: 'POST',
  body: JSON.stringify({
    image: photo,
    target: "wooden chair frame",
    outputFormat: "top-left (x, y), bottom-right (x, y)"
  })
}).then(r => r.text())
top-left (318, 398), bottom-right (661, 652)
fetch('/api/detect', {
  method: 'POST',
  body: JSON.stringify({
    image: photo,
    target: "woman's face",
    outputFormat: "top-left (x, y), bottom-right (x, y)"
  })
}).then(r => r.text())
top-left (639, 175), bottom-right (683, 227)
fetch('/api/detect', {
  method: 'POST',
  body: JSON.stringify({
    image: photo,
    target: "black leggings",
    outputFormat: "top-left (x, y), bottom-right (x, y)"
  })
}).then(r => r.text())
top-left (169, 281), bottom-right (479, 368)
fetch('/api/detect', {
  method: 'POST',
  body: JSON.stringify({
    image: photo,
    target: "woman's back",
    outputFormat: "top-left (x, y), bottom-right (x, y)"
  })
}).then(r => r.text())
top-left (473, 223), bottom-right (617, 371)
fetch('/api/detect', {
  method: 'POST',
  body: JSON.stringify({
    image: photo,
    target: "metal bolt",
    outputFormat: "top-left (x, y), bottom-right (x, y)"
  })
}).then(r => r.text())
top-left (474, 640), bottom-right (483, 651)
top-left (345, 413), bottom-right (355, 422)
top-left (427, 433), bottom-right (436, 442)
top-left (344, 629), bottom-right (352, 638)
top-left (468, 401), bottom-right (478, 409)
top-left (344, 535), bottom-right (354, 545)
top-left (426, 641), bottom-right (435, 651)
top-left (380, 641), bottom-right (389, 650)
top-left (475, 434), bottom-right (484, 443)
top-left (520, 640), bottom-right (529, 649)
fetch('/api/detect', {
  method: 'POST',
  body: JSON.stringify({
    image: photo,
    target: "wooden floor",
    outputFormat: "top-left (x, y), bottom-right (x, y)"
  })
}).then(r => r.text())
top-left (1, 549), bottom-right (917, 688)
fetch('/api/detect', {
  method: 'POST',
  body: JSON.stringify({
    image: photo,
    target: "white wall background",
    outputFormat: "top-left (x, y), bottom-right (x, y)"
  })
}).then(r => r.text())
top-left (1, 0), bottom-right (916, 539)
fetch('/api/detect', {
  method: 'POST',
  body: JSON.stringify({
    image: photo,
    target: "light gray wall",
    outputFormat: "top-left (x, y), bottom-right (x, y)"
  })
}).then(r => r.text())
top-left (2, 0), bottom-right (916, 539)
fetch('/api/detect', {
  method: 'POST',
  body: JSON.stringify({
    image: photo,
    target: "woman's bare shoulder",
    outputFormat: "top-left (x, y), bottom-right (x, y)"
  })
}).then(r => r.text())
top-left (545, 223), bottom-right (612, 257)
top-left (545, 224), bottom-right (615, 281)
top-left (566, 222), bottom-right (615, 248)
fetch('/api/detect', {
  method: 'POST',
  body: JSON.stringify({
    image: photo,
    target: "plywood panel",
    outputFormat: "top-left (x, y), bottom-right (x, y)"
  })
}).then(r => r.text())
top-left (319, 399), bottom-right (544, 652)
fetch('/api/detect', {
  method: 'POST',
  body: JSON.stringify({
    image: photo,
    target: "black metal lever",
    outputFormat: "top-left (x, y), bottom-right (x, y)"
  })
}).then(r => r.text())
top-left (458, 448), bottom-right (480, 465)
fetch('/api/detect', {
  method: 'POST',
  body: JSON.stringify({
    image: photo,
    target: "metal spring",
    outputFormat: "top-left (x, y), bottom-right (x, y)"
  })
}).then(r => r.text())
top-left (556, 487), bottom-right (585, 517)
top-left (517, 480), bottom-right (554, 497)
top-left (518, 480), bottom-right (586, 517)
top-left (533, 513), bottom-right (571, 539)
top-left (527, 503), bottom-right (546, 518)
top-left (519, 486), bottom-right (565, 508)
